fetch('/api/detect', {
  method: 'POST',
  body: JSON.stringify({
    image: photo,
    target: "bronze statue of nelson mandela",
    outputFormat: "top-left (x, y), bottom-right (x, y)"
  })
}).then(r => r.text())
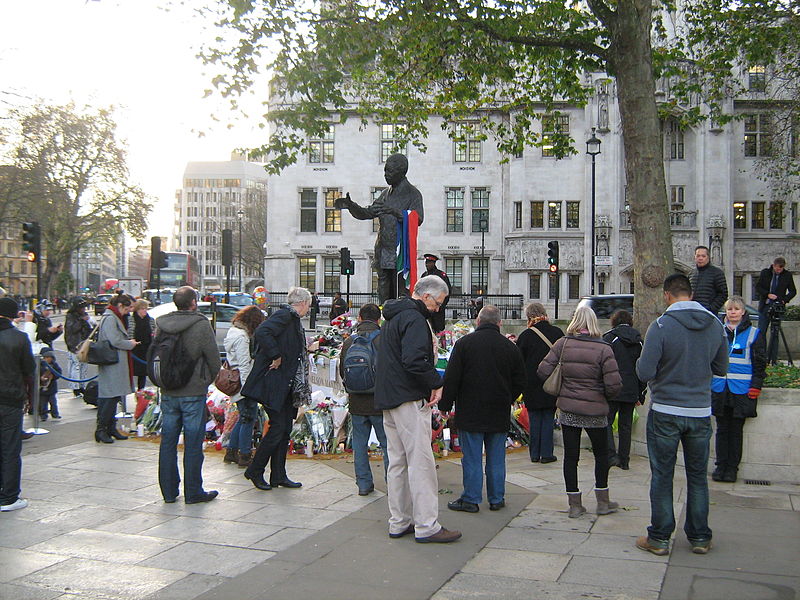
top-left (336, 153), bottom-right (424, 304)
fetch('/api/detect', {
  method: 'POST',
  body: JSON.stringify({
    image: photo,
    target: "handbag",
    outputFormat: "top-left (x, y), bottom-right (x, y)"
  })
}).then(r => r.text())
top-left (76, 318), bottom-right (119, 366)
top-left (214, 360), bottom-right (241, 396)
top-left (542, 340), bottom-right (567, 396)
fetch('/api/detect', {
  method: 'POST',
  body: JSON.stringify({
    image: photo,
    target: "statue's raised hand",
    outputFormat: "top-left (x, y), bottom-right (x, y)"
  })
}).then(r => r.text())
top-left (334, 193), bottom-right (352, 209)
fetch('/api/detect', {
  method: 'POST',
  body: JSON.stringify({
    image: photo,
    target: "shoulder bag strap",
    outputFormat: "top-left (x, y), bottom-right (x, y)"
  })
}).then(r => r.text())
top-left (529, 326), bottom-right (554, 349)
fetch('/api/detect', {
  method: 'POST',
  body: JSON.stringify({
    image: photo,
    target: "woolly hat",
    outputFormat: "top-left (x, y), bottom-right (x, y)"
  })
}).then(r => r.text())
top-left (0, 297), bottom-right (19, 319)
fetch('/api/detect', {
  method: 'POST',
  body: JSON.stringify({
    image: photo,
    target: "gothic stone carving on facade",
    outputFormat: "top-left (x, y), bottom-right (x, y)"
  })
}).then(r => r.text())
top-left (733, 241), bottom-right (797, 273)
top-left (505, 238), bottom-right (584, 271)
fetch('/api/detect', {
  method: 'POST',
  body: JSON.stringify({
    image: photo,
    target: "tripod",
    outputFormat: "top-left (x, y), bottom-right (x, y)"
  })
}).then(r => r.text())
top-left (766, 307), bottom-right (794, 366)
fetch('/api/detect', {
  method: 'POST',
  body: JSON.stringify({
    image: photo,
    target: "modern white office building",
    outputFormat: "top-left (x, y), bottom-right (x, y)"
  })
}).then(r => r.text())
top-left (261, 71), bottom-right (798, 311)
top-left (173, 154), bottom-right (268, 291)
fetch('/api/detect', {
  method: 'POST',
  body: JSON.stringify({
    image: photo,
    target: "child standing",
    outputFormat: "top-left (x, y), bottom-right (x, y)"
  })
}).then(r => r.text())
top-left (39, 349), bottom-right (62, 420)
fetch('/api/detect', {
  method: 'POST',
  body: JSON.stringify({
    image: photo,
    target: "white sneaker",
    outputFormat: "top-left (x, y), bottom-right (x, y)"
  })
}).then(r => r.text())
top-left (0, 498), bottom-right (29, 511)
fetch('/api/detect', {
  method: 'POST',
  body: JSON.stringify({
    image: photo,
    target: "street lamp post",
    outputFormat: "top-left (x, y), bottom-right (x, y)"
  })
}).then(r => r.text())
top-left (586, 128), bottom-right (602, 295)
top-left (237, 209), bottom-right (244, 291)
top-left (479, 218), bottom-right (488, 295)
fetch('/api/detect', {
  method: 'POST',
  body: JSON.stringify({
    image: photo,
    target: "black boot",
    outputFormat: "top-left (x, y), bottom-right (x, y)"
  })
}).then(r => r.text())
top-left (224, 448), bottom-right (239, 464)
top-left (95, 429), bottom-right (114, 444)
top-left (711, 465), bottom-right (726, 482)
top-left (108, 420), bottom-right (128, 440)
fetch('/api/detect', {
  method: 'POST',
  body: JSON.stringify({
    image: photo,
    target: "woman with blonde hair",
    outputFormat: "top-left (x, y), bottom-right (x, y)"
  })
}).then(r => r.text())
top-left (538, 306), bottom-right (622, 517)
top-left (711, 295), bottom-right (766, 482)
top-left (128, 299), bottom-right (155, 390)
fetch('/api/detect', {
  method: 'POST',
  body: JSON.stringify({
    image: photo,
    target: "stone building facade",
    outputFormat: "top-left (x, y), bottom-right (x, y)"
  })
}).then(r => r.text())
top-left (261, 72), bottom-right (799, 312)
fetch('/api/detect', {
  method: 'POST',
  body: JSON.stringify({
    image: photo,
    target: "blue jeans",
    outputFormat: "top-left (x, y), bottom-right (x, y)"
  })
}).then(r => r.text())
top-left (231, 399), bottom-right (257, 454)
top-left (159, 395), bottom-right (207, 502)
top-left (646, 410), bottom-right (713, 544)
top-left (0, 405), bottom-right (23, 506)
top-left (350, 414), bottom-right (388, 491)
top-left (528, 407), bottom-right (555, 461)
top-left (459, 430), bottom-right (507, 505)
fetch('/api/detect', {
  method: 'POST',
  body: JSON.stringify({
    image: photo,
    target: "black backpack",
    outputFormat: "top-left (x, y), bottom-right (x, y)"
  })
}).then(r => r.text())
top-left (147, 329), bottom-right (195, 390)
top-left (342, 329), bottom-right (380, 394)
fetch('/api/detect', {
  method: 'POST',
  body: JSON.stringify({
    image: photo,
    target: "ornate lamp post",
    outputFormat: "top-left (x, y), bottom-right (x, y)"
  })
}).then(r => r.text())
top-left (586, 128), bottom-right (602, 295)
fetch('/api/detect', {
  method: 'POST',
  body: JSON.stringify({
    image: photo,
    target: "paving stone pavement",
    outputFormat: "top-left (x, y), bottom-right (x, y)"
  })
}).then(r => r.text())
top-left (3, 392), bottom-right (798, 600)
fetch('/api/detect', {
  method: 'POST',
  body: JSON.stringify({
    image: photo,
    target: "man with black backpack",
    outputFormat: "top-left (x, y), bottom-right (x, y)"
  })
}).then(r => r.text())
top-left (152, 287), bottom-right (221, 504)
top-left (339, 303), bottom-right (388, 496)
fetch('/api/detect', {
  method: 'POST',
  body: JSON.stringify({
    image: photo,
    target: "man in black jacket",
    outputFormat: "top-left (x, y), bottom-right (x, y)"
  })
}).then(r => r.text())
top-left (375, 276), bottom-right (461, 543)
top-left (689, 246), bottom-right (728, 314)
top-left (755, 257), bottom-right (796, 325)
top-left (440, 305), bottom-right (525, 513)
top-left (34, 301), bottom-right (62, 348)
top-left (0, 297), bottom-right (35, 512)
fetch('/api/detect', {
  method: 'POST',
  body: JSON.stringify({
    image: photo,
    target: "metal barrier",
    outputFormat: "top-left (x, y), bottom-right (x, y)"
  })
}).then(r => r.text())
top-left (269, 292), bottom-right (523, 320)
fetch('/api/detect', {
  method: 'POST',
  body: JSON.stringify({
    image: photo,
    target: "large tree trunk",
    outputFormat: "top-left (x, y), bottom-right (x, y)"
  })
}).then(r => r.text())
top-left (610, 0), bottom-right (675, 331)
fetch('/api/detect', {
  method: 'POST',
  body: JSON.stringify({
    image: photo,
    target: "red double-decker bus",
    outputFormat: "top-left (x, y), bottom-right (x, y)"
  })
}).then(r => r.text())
top-left (148, 251), bottom-right (200, 290)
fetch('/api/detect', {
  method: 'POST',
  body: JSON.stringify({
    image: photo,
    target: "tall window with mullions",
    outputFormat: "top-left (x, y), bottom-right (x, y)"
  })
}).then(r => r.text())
top-left (299, 257), bottom-right (316, 290)
top-left (323, 257), bottom-right (340, 294)
top-left (471, 188), bottom-right (489, 232)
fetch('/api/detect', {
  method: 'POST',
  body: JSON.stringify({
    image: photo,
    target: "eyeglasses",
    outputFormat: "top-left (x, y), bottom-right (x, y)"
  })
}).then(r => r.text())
top-left (425, 294), bottom-right (443, 309)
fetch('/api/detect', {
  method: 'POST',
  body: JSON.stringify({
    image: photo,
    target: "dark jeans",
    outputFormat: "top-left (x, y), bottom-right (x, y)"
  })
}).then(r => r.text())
top-left (715, 407), bottom-right (745, 474)
top-left (0, 405), bottom-right (23, 506)
top-left (246, 397), bottom-right (295, 484)
top-left (561, 425), bottom-right (609, 493)
top-left (351, 413), bottom-right (389, 491)
top-left (528, 407), bottom-right (556, 461)
top-left (40, 393), bottom-right (59, 417)
top-left (231, 399), bottom-right (258, 454)
top-left (607, 401), bottom-right (635, 461)
top-left (459, 430), bottom-right (507, 504)
top-left (96, 396), bottom-right (120, 434)
top-left (137, 375), bottom-right (147, 390)
top-left (158, 395), bottom-right (207, 501)
top-left (646, 410), bottom-right (712, 544)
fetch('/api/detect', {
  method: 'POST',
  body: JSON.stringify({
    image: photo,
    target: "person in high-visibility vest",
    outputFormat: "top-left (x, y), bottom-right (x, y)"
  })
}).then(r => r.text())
top-left (711, 296), bottom-right (767, 483)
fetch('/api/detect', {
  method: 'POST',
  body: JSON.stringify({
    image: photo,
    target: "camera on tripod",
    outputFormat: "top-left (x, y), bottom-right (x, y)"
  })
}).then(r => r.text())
top-left (766, 301), bottom-right (786, 324)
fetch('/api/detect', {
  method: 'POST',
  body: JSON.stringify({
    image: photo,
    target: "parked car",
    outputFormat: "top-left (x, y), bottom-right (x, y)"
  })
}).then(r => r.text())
top-left (93, 293), bottom-right (114, 315)
top-left (210, 291), bottom-right (254, 307)
top-left (148, 301), bottom-right (239, 357)
top-left (578, 293), bottom-right (759, 325)
top-left (577, 294), bottom-right (634, 319)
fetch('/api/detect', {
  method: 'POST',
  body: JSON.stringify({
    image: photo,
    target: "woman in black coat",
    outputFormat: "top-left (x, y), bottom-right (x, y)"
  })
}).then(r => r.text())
top-left (602, 310), bottom-right (645, 470)
top-left (515, 302), bottom-right (564, 463)
top-left (241, 286), bottom-right (312, 491)
top-left (128, 299), bottom-right (155, 390)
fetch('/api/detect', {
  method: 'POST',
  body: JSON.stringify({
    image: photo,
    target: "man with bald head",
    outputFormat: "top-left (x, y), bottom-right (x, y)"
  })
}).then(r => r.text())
top-left (336, 153), bottom-right (424, 304)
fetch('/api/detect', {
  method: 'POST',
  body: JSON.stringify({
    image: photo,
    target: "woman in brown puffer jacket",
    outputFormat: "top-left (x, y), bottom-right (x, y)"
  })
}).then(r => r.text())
top-left (538, 306), bottom-right (622, 518)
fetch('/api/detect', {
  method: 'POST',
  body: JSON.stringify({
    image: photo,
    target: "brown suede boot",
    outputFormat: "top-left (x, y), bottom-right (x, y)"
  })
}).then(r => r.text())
top-left (237, 452), bottom-right (252, 468)
top-left (223, 447), bottom-right (238, 464)
top-left (567, 491), bottom-right (586, 518)
top-left (595, 487), bottom-right (619, 515)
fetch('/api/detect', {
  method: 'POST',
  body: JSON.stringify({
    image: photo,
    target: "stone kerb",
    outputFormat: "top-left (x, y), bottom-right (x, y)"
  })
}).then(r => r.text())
top-left (631, 388), bottom-right (800, 484)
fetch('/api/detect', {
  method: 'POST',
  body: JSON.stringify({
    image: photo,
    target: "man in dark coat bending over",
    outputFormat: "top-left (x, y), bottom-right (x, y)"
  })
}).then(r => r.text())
top-left (336, 154), bottom-right (424, 304)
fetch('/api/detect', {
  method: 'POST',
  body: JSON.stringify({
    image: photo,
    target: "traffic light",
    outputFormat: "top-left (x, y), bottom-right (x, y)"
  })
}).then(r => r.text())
top-left (547, 240), bottom-right (559, 273)
top-left (221, 229), bottom-right (233, 267)
top-left (22, 222), bottom-right (41, 263)
top-left (339, 247), bottom-right (353, 275)
top-left (151, 236), bottom-right (168, 269)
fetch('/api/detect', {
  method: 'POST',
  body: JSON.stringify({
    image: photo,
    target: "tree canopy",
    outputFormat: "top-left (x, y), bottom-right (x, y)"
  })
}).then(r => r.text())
top-left (1, 102), bottom-right (152, 296)
top-left (199, 0), bottom-right (792, 326)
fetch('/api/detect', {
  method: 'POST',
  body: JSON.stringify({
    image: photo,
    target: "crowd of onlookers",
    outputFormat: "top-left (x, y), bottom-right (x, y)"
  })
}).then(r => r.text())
top-left (0, 254), bottom-right (795, 562)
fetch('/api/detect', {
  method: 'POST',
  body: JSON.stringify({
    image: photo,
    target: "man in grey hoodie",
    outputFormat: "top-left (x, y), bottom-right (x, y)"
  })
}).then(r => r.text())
top-left (155, 287), bottom-right (221, 505)
top-left (635, 273), bottom-right (728, 556)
